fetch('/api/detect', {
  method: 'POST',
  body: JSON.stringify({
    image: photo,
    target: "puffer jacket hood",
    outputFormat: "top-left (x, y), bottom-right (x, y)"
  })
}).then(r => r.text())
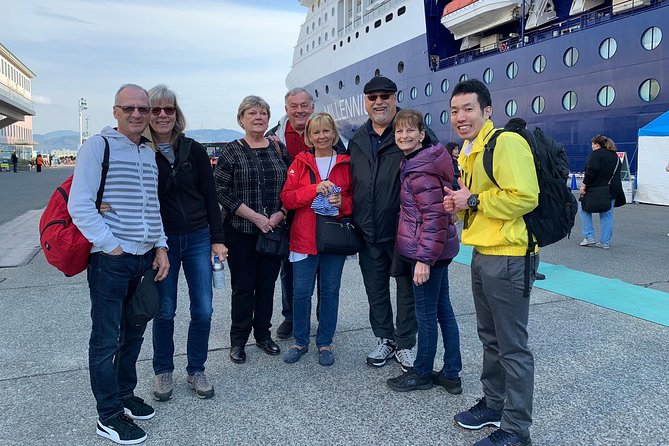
top-left (396, 144), bottom-right (459, 265)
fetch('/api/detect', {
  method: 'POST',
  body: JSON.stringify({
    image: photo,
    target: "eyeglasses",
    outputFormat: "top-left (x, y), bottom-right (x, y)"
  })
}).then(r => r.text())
top-left (150, 107), bottom-right (177, 116)
top-left (366, 93), bottom-right (392, 101)
top-left (114, 105), bottom-right (151, 115)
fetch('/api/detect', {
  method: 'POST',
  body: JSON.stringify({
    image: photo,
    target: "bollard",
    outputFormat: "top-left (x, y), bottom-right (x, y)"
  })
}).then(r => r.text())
top-left (570, 173), bottom-right (577, 190)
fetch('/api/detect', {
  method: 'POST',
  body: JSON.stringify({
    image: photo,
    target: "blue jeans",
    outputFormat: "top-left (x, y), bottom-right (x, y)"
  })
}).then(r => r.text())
top-left (292, 254), bottom-right (346, 348)
top-left (87, 250), bottom-right (154, 420)
top-left (580, 199), bottom-right (615, 244)
top-left (153, 228), bottom-right (213, 375)
top-left (412, 262), bottom-right (462, 378)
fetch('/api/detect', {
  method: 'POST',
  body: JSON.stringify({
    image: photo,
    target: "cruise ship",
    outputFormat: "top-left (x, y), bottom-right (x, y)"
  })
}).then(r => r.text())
top-left (286, 0), bottom-right (669, 171)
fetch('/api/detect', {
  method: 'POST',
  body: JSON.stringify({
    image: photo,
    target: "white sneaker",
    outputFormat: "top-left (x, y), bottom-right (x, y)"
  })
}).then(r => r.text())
top-left (579, 237), bottom-right (596, 246)
top-left (395, 348), bottom-right (415, 372)
top-left (366, 338), bottom-right (397, 367)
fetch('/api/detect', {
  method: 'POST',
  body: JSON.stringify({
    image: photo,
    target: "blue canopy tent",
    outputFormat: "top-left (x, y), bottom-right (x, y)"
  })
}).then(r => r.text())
top-left (636, 110), bottom-right (669, 205)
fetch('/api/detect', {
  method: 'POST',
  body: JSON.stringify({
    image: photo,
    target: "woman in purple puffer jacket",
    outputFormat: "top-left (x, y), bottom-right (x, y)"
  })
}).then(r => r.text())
top-left (386, 109), bottom-right (463, 394)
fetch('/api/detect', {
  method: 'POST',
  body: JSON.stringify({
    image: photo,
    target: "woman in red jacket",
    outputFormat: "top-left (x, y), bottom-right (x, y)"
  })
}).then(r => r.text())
top-left (280, 112), bottom-right (353, 366)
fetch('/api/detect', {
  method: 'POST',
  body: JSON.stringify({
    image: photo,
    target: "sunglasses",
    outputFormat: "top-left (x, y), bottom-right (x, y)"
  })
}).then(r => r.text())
top-left (366, 93), bottom-right (392, 101)
top-left (114, 105), bottom-right (151, 115)
top-left (150, 106), bottom-right (177, 116)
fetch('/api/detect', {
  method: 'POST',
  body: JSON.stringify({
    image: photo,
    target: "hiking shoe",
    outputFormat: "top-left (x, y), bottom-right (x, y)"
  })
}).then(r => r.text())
top-left (579, 237), bottom-right (596, 246)
top-left (595, 242), bottom-right (610, 249)
top-left (366, 338), bottom-right (397, 367)
top-left (283, 346), bottom-right (308, 364)
top-left (473, 428), bottom-right (532, 446)
top-left (96, 413), bottom-right (147, 445)
top-left (433, 370), bottom-right (463, 395)
top-left (318, 348), bottom-right (335, 366)
top-left (122, 396), bottom-right (155, 421)
top-left (187, 372), bottom-right (214, 399)
top-left (153, 372), bottom-right (173, 402)
top-left (387, 370), bottom-right (433, 392)
top-left (276, 319), bottom-right (293, 339)
top-left (454, 397), bottom-right (502, 430)
top-left (395, 348), bottom-right (415, 372)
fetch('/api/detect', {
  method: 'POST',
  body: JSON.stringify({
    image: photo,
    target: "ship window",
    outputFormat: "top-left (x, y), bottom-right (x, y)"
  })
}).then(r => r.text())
top-left (325, 13), bottom-right (328, 21)
top-left (332, 7), bottom-right (335, 16)
top-left (333, 45), bottom-right (336, 50)
top-left (642, 27), bottom-right (662, 50)
top-left (505, 100), bottom-right (517, 117)
top-left (375, 68), bottom-right (381, 76)
top-left (441, 79), bottom-right (450, 93)
top-left (300, 48), bottom-right (303, 56)
top-left (375, 19), bottom-right (382, 28)
top-left (398, 6), bottom-right (406, 16)
top-left (562, 91), bottom-right (577, 110)
top-left (424, 113), bottom-right (432, 126)
top-left (306, 27), bottom-right (309, 35)
top-left (339, 80), bottom-right (344, 90)
top-left (506, 62), bottom-right (518, 79)
top-left (340, 41), bottom-right (343, 47)
top-left (532, 96), bottom-right (545, 114)
top-left (325, 33), bottom-right (328, 41)
top-left (355, 75), bottom-right (360, 85)
top-left (563, 47), bottom-right (579, 67)
top-left (315, 89), bottom-right (319, 97)
top-left (325, 85), bottom-right (330, 94)
top-left (332, 27), bottom-right (335, 36)
top-left (398, 61), bottom-right (405, 73)
top-left (599, 38), bottom-right (617, 59)
top-left (356, 32), bottom-right (360, 38)
top-left (533, 55), bottom-right (546, 74)
top-left (639, 79), bottom-right (660, 102)
top-left (440, 110), bottom-right (449, 125)
top-left (366, 26), bottom-right (370, 33)
top-left (398, 90), bottom-right (405, 103)
top-left (319, 37), bottom-right (322, 45)
top-left (410, 87), bottom-right (417, 100)
top-left (348, 36), bottom-right (351, 43)
top-left (425, 83), bottom-right (433, 97)
top-left (597, 85), bottom-right (616, 107)
top-left (459, 74), bottom-right (468, 82)
top-left (312, 23), bottom-right (315, 31)
top-left (386, 13), bottom-right (393, 22)
top-left (483, 68), bottom-right (494, 84)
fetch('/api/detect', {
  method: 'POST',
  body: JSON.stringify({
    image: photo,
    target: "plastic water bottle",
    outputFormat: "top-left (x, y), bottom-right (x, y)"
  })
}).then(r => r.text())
top-left (212, 256), bottom-right (225, 289)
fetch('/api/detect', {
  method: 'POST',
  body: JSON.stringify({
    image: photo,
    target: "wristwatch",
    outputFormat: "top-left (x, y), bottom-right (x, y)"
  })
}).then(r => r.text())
top-left (467, 194), bottom-right (480, 212)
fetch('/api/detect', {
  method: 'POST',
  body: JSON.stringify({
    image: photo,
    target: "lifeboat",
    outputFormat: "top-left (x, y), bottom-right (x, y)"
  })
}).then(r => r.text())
top-left (441, 0), bottom-right (527, 40)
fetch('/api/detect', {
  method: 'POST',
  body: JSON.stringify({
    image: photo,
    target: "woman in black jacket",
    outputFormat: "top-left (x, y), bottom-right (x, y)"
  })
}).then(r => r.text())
top-left (578, 134), bottom-right (626, 249)
top-left (147, 85), bottom-right (227, 401)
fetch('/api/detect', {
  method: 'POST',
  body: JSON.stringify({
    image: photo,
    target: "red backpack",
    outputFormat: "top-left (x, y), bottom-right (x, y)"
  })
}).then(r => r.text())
top-left (39, 137), bottom-right (110, 276)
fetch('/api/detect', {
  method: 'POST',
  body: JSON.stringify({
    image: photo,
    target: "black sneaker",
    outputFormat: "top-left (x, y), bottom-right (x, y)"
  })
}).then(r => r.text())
top-left (122, 396), bottom-right (155, 420)
top-left (276, 319), bottom-right (293, 339)
top-left (473, 428), bottom-right (532, 446)
top-left (432, 370), bottom-right (463, 395)
top-left (96, 413), bottom-right (147, 445)
top-left (454, 397), bottom-right (502, 430)
top-left (386, 371), bottom-right (434, 392)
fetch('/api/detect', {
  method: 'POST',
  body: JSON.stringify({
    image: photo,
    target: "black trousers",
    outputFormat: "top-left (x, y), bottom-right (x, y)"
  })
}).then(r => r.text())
top-left (224, 225), bottom-right (282, 346)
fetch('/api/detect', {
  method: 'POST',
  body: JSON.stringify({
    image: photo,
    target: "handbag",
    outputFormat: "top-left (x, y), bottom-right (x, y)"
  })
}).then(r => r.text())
top-left (255, 223), bottom-right (290, 257)
top-left (126, 268), bottom-right (159, 327)
top-left (316, 214), bottom-right (364, 255)
top-left (580, 161), bottom-right (618, 213)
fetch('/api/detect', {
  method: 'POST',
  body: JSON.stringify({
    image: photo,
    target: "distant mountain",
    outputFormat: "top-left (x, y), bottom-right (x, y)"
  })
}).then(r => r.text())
top-left (33, 128), bottom-right (244, 152)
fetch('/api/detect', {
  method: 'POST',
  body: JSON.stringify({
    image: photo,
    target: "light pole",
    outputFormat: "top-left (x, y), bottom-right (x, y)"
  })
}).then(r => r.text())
top-left (79, 97), bottom-right (87, 147)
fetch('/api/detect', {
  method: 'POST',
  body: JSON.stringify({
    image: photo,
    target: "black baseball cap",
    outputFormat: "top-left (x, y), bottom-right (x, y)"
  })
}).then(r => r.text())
top-left (363, 76), bottom-right (398, 94)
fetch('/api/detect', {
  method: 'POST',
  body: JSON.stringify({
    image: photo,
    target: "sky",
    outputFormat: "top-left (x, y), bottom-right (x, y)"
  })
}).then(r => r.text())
top-left (3, 0), bottom-right (306, 135)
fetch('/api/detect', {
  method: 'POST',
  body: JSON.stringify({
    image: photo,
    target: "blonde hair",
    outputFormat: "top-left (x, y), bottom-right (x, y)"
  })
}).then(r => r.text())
top-left (304, 112), bottom-right (340, 147)
top-left (237, 95), bottom-right (271, 127)
top-left (145, 84), bottom-right (187, 147)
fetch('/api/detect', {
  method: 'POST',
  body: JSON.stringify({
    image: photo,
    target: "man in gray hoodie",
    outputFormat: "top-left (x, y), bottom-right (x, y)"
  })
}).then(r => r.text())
top-left (69, 84), bottom-right (169, 445)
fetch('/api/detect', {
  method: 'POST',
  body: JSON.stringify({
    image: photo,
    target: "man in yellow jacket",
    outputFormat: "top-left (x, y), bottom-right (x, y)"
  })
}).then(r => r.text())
top-left (443, 79), bottom-right (538, 446)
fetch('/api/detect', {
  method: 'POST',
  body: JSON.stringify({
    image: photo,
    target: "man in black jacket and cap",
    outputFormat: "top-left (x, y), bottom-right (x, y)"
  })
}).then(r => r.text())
top-left (349, 75), bottom-right (437, 371)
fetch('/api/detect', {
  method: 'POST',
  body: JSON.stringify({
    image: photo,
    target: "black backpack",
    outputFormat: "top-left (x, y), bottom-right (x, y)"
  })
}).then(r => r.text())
top-left (483, 127), bottom-right (577, 293)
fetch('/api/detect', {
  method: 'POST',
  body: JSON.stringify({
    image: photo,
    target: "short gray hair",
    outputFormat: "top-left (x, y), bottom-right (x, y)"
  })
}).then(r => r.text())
top-left (237, 95), bottom-right (271, 126)
top-left (114, 83), bottom-right (148, 104)
top-left (284, 87), bottom-right (314, 104)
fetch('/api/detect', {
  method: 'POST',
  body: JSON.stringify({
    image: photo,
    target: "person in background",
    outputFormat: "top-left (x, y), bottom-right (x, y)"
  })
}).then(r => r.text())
top-left (36, 153), bottom-right (43, 173)
top-left (215, 95), bottom-right (290, 364)
top-left (11, 151), bottom-right (18, 173)
top-left (445, 142), bottom-right (461, 191)
top-left (443, 79), bottom-right (538, 446)
top-left (146, 85), bottom-right (227, 402)
top-left (280, 112), bottom-right (352, 366)
top-left (69, 84), bottom-right (169, 445)
top-left (386, 109), bottom-right (463, 394)
top-left (578, 135), bottom-right (626, 249)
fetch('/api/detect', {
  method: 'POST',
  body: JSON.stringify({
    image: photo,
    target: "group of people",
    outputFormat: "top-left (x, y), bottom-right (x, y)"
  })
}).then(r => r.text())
top-left (69, 77), bottom-right (557, 446)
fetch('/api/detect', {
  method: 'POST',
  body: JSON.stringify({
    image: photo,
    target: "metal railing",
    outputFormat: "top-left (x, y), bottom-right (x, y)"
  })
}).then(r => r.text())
top-left (0, 82), bottom-right (35, 114)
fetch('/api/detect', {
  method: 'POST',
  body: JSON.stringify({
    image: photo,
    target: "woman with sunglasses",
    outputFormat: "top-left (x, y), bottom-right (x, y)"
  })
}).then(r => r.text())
top-left (215, 95), bottom-right (291, 364)
top-left (279, 112), bottom-right (352, 366)
top-left (146, 85), bottom-right (228, 401)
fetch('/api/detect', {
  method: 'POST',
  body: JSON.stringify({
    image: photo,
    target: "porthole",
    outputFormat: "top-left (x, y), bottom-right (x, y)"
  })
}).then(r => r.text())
top-left (483, 68), bottom-right (494, 84)
top-left (562, 91), bottom-right (578, 110)
top-left (332, 45), bottom-right (336, 50)
top-left (355, 75), bottom-right (360, 85)
top-left (332, 7), bottom-right (335, 15)
top-left (338, 80), bottom-right (344, 90)
top-left (375, 19), bottom-right (382, 28)
top-left (398, 6), bottom-right (406, 15)
top-left (339, 41), bottom-right (343, 47)
top-left (563, 47), bottom-right (579, 67)
top-left (441, 79), bottom-right (450, 93)
top-left (506, 62), bottom-right (518, 79)
top-left (425, 83), bottom-right (433, 97)
top-left (505, 100), bottom-right (517, 117)
top-left (642, 26), bottom-right (662, 50)
top-left (639, 79), bottom-right (660, 102)
top-left (599, 38), bottom-right (618, 59)
top-left (424, 113), bottom-right (432, 126)
top-left (366, 26), bottom-right (370, 33)
top-left (300, 49), bottom-right (303, 56)
top-left (532, 96), bottom-right (545, 114)
top-left (459, 74), bottom-right (468, 82)
top-left (325, 85), bottom-right (329, 94)
top-left (315, 89), bottom-right (319, 97)
top-left (356, 31), bottom-right (359, 38)
top-left (386, 13), bottom-right (393, 22)
top-left (347, 36), bottom-right (351, 43)
top-left (318, 37), bottom-right (321, 45)
top-left (440, 110), bottom-right (449, 125)
top-left (533, 55), bottom-right (546, 73)
top-left (398, 61), bottom-right (405, 73)
top-left (410, 87), bottom-right (417, 100)
top-left (325, 12), bottom-right (328, 20)
top-left (397, 90), bottom-right (405, 103)
top-left (375, 68), bottom-right (381, 76)
top-left (332, 27), bottom-right (335, 36)
top-left (597, 85), bottom-right (615, 107)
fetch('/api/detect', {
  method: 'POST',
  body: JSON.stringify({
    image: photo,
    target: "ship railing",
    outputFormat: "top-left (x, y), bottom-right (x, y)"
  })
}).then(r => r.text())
top-left (337, 0), bottom-right (404, 38)
top-left (436, 0), bottom-right (666, 70)
top-left (0, 82), bottom-right (35, 115)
